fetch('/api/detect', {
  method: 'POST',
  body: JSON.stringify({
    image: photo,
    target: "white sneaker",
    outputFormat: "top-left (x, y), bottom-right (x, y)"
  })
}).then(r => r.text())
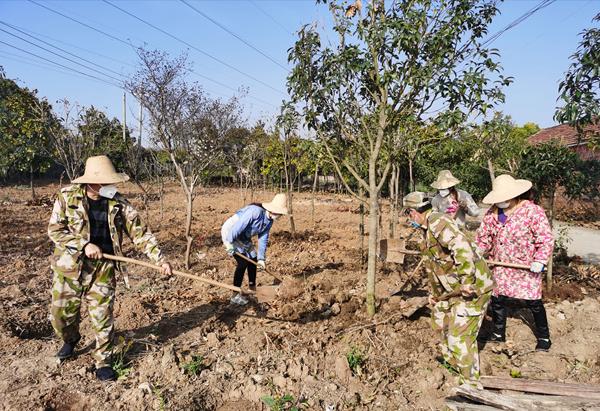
top-left (230, 293), bottom-right (248, 306)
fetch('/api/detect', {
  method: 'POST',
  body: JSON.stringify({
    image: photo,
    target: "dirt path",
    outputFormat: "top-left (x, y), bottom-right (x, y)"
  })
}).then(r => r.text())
top-left (554, 222), bottom-right (600, 264)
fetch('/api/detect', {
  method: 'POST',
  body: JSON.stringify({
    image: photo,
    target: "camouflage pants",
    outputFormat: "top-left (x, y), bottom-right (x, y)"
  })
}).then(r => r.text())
top-left (50, 258), bottom-right (116, 367)
top-left (432, 293), bottom-right (490, 386)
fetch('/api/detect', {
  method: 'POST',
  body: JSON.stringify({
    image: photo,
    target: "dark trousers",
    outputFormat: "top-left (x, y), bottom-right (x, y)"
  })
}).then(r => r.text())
top-left (233, 254), bottom-right (257, 288)
top-left (490, 295), bottom-right (550, 340)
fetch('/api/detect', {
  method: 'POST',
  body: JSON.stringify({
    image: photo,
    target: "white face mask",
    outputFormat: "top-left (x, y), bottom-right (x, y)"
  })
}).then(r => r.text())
top-left (267, 211), bottom-right (281, 221)
top-left (98, 185), bottom-right (118, 199)
top-left (495, 201), bottom-right (510, 209)
top-left (438, 189), bottom-right (450, 198)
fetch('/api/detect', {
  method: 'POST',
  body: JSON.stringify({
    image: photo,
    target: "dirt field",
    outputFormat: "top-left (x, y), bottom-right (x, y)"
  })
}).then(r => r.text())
top-left (1, 182), bottom-right (599, 410)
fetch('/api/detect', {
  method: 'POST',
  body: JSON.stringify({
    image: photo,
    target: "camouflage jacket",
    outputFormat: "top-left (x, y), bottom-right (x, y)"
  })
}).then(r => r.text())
top-left (48, 184), bottom-right (164, 277)
top-left (422, 211), bottom-right (494, 300)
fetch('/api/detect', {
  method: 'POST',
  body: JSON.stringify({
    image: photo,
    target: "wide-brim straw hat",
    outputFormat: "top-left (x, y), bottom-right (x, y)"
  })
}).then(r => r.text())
top-left (403, 191), bottom-right (430, 210)
top-left (72, 155), bottom-right (130, 184)
top-left (482, 174), bottom-right (532, 204)
top-left (262, 193), bottom-right (288, 215)
top-left (431, 170), bottom-right (460, 190)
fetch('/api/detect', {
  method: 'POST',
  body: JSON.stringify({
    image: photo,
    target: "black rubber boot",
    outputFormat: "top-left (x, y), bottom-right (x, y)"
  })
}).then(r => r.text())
top-left (484, 296), bottom-right (507, 342)
top-left (95, 366), bottom-right (117, 381)
top-left (527, 299), bottom-right (551, 351)
top-left (56, 336), bottom-right (80, 360)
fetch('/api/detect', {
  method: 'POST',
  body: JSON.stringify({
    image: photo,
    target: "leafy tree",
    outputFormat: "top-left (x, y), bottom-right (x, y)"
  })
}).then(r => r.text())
top-left (0, 68), bottom-right (55, 198)
top-left (520, 141), bottom-right (600, 223)
top-left (555, 12), bottom-right (600, 146)
top-left (287, 0), bottom-right (510, 316)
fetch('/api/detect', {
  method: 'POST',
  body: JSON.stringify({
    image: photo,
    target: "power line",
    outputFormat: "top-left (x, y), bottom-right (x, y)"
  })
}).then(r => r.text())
top-left (0, 21), bottom-right (126, 79)
top-left (6, 23), bottom-right (136, 69)
top-left (428, 0), bottom-right (558, 117)
top-left (0, 49), bottom-right (96, 80)
top-left (179, 0), bottom-right (288, 70)
top-left (0, 27), bottom-right (124, 84)
top-left (248, 0), bottom-right (294, 36)
top-left (28, 0), bottom-right (132, 48)
top-left (0, 40), bottom-right (122, 88)
top-left (482, 0), bottom-right (557, 48)
top-left (101, 0), bottom-right (286, 95)
top-left (25, 1), bottom-right (278, 108)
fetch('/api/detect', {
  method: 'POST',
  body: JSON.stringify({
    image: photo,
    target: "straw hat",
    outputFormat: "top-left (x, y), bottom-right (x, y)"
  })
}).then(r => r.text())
top-left (72, 155), bottom-right (130, 184)
top-left (262, 193), bottom-right (289, 215)
top-left (402, 191), bottom-right (430, 210)
top-left (482, 174), bottom-right (532, 204)
top-left (431, 170), bottom-right (460, 190)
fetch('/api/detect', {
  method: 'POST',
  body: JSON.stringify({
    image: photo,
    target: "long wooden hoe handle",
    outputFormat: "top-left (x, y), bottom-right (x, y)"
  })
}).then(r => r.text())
top-left (103, 254), bottom-right (247, 294)
top-left (398, 249), bottom-right (535, 270)
top-left (234, 252), bottom-right (284, 283)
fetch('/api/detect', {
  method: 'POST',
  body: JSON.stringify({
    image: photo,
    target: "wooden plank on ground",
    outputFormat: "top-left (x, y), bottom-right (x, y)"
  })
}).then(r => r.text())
top-left (455, 385), bottom-right (600, 411)
top-left (480, 376), bottom-right (600, 399)
top-left (446, 397), bottom-right (503, 411)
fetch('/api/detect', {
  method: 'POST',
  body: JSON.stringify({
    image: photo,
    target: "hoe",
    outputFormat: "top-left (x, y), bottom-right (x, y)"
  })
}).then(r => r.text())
top-left (103, 254), bottom-right (280, 303)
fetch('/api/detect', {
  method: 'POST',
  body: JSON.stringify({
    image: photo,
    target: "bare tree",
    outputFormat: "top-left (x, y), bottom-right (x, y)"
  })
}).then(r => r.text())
top-left (45, 100), bottom-right (92, 181)
top-left (127, 48), bottom-right (242, 268)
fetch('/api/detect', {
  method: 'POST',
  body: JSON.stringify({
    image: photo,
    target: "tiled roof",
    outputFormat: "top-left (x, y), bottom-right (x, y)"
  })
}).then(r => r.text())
top-left (529, 123), bottom-right (600, 147)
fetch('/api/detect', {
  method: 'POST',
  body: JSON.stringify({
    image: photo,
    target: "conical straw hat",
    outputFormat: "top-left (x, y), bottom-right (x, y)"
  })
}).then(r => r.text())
top-left (262, 193), bottom-right (288, 215)
top-left (482, 174), bottom-right (532, 204)
top-left (431, 170), bottom-right (460, 189)
top-left (72, 155), bottom-right (130, 184)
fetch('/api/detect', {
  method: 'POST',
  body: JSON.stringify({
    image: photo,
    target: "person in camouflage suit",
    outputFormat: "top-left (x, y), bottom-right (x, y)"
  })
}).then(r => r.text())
top-left (48, 155), bottom-right (172, 381)
top-left (403, 191), bottom-right (494, 388)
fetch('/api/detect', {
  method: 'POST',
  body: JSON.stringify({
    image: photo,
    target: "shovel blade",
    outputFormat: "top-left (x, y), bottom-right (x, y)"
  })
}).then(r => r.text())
top-left (378, 238), bottom-right (407, 264)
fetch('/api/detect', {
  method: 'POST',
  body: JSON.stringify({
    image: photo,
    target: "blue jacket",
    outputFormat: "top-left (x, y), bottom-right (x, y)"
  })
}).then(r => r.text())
top-left (223, 205), bottom-right (273, 261)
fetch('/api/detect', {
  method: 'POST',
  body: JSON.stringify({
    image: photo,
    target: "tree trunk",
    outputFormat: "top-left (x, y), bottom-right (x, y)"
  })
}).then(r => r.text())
top-left (359, 185), bottom-right (365, 268)
top-left (240, 173), bottom-right (246, 205)
top-left (311, 162), bottom-right (319, 229)
top-left (30, 163), bottom-right (36, 200)
top-left (366, 188), bottom-right (379, 317)
top-left (159, 178), bottom-right (165, 228)
top-left (388, 164), bottom-right (400, 238)
top-left (388, 164), bottom-right (396, 238)
top-left (487, 158), bottom-right (496, 183)
top-left (184, 192), bottom-right (194, 269)
top-left (408, 158), bottom-right (415, 192)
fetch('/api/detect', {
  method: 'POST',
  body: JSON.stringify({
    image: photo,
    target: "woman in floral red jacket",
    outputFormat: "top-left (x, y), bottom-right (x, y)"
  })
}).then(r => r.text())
top-left (476, 174), bottom-right (554, 351)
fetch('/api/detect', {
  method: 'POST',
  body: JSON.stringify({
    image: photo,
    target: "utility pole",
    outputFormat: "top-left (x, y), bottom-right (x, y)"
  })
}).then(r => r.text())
top-left (122, 92), bottom-right (127, 142)
top-left (138, 102), bottom-right (143, 147)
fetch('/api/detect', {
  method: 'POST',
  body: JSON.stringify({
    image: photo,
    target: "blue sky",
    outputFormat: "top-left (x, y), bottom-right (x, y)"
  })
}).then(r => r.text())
top-left (0, 0), bottom-right (598, 138)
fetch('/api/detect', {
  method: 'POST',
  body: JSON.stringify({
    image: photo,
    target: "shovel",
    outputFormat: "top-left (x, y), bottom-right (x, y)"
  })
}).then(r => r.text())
top-left (103, 254), bottom-right (279, 303)
top-left (231, 252), bottom-right (305, 301)
top-left (234, 252), bottom-right (285, 283)
top-left (383, 246), bottom-right (544, 271)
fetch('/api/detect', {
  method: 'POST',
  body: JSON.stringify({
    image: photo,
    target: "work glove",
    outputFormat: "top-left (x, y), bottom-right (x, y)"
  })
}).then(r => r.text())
top-left (530, 261), bottom-right (545, 273)
top-left (224, 242), bottom-right (235, 256)
top-left (446, 200), bottom-right (459, 214)
top-left (257, 260), bottom-right (266, 271)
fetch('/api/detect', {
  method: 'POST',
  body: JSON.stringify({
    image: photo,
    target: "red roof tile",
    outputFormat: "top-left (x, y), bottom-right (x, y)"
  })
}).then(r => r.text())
top-left (529, 123), bottom-right (600, 147)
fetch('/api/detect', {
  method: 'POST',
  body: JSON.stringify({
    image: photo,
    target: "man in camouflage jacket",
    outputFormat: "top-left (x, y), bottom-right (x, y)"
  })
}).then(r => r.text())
top-left (48, 155), bottom-right (171, 381)
top-left (403, 191), bottom-right (494, 388)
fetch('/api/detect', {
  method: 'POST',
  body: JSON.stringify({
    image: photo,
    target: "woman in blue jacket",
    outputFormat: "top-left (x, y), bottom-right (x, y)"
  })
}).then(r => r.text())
top-left (221, 193), bottom-right (288, 305)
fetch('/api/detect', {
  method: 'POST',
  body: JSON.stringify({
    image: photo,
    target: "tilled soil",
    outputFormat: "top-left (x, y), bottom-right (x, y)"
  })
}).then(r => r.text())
top-left (1, 183), bottom-right (599, 410)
